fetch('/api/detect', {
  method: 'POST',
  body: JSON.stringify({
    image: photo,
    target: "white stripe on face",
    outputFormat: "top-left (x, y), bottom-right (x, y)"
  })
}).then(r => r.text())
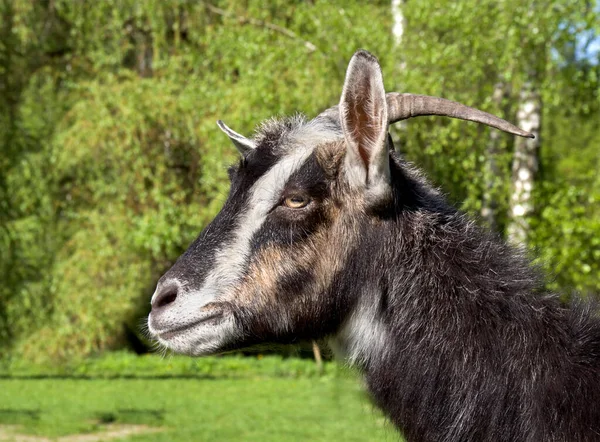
top-left (185, 122), bottom-right (341, 309)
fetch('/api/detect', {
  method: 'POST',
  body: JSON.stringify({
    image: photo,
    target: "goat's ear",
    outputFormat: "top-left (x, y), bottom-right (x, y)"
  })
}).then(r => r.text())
top-left (217, 120), bottom-right (256, 155)
top-left (339, 50), bottom-right (390, 200)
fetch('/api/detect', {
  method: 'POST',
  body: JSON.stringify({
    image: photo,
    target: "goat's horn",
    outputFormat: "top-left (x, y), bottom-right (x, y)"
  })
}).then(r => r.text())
top-left (217, 120), bottom-right (257, 154)
top-left (386, 93), bottom-right (534, 138)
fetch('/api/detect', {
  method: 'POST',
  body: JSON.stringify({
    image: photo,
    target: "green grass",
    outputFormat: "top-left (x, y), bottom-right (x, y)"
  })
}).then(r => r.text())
top-left (0, 376), bottom-right (401, 441)
top-left (0, 352), bottom-right (343, 379)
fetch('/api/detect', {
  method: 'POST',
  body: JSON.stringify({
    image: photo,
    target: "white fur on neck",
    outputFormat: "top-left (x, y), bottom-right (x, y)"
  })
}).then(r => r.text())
top-left (330, 289), bottom-right (389, 367)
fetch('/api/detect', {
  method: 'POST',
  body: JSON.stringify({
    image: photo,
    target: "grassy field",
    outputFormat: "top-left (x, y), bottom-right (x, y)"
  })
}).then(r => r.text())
top-left (0, 376), bottom-right (401, 441)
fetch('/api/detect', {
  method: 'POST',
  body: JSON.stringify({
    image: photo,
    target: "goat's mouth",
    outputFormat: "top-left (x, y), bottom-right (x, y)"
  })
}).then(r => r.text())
top-left (155, 311), bottom-right (225, 340)
top-left (148, 305), bottom-right (237, 356)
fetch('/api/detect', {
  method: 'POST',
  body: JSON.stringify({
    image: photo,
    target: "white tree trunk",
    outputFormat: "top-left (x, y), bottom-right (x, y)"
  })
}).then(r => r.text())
top-left (507, 82), bottom-right (541, 244)
top-left (391, 0), bottom-right (407, 147)
top-left (391, 0), bottom-right (405, 49)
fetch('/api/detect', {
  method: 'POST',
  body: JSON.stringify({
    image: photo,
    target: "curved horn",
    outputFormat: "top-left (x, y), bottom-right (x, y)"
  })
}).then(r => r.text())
top-left (386, 93), bottom-right (534, 138)
top-left (217, 120), bottom-right (257, 155)
top-left (315, 94), bottom-right (534, 139)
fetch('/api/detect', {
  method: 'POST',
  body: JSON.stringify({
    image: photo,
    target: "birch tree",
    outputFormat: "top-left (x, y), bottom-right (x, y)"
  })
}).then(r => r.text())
top-left (390, 0), bottom-right (407, 145)
top-left (507, 81), bottom-right (542, 244)
top-left (396, 0), bottom-right (599, 297)
top-left (391, 0), bottom-right (405, 49)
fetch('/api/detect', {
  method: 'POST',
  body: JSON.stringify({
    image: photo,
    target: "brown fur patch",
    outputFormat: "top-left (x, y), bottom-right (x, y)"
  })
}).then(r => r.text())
top-left (232, 200), bottom-right (360, 314)
top-left (237, 245), bottom-right (288, 303)
top-left (315, 142), bottom-right (371, 214)
top-left (315, 142), bottom-right (345, 179)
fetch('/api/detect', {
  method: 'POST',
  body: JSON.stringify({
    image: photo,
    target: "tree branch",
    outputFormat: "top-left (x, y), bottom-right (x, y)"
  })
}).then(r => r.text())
top-left (204, 3), bottom-right (317, 53)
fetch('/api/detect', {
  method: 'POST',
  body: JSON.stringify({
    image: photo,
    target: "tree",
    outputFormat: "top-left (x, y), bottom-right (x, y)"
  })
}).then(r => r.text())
top-left (1, 0), bottom-right (598, 361)
top-left (396, 0), bottom-right (599, 294)
top-left (507, 81), bottom-right (542, 244)
top-left (0, 0), bottom-right (397, 360)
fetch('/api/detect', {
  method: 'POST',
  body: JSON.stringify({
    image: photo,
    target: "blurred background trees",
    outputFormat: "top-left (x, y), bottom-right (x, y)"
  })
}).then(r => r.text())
top-left (0, 0), bottom-right (598, 362)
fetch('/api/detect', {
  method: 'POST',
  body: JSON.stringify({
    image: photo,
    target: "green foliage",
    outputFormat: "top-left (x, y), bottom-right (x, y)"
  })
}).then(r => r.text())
top-left (0, 0), bottom-right (72, 349)
top-left (0, 0), bottom-right (395, 360)
top-left (530, 184), bottom-right (600, 295)
top-left (1, 351), bottom-right (345, 379)
top-left (397, 0), bottom-right (600, 289)
top-left (398, 0), bottom-right (592, 207)
top-left (0, 0), bottom-right (598, 362)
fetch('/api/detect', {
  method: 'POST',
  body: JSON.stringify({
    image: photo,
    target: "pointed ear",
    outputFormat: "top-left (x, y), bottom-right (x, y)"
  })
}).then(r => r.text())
top-left (339, 50), bottom-right (391, 199)
top-left (217, 120), bottom-right (256, 155)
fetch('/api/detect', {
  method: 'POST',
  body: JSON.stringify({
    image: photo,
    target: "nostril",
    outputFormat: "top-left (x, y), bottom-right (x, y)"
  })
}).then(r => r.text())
top-left (157, 291), bottom-right (177, 308)
top-left (152, 285), bottom-right (178, 310)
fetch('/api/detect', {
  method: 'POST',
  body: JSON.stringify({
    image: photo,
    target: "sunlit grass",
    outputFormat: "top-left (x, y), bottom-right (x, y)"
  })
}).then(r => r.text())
top-left (0, 377), bottom-right (401, 441)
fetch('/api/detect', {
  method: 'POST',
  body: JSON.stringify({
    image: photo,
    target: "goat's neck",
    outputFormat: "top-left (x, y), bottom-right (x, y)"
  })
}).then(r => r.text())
top-left (329, 211), bottom-right (542, 436)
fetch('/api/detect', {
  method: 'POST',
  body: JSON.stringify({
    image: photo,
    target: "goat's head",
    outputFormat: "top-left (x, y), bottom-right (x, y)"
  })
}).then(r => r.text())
top-left (147, 50), bottom-right (532, 356)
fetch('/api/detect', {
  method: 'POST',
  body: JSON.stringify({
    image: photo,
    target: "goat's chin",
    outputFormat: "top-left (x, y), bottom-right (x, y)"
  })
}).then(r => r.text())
top-left (149, 315), bottom-right (238, 356)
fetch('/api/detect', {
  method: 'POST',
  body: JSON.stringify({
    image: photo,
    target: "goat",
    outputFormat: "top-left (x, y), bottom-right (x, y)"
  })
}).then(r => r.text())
top-left (147, 50), bottom-right (600, 442)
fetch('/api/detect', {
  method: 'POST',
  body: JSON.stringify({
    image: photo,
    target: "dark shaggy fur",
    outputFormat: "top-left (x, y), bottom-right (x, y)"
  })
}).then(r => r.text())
top-left (228, 119), bottom-right (600, 440)
top-left (350, 151), bottom-right (600, 441)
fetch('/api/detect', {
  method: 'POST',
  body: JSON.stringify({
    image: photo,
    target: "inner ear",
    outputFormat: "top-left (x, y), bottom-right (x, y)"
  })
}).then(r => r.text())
top-left (344, 81), bottom-right (385, 167)
top-left (339, 50), bottom-right (389, 188)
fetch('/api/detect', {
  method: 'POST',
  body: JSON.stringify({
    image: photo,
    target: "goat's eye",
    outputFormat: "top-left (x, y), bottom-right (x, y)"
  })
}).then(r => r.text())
top-left (283, 195), bottom-right (310, 209)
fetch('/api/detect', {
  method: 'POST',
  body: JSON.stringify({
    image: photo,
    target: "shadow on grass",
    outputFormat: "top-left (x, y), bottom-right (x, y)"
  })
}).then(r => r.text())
top-left (0, 374), bottom-right (222, 380)
top-left (94, 409), bottom-right (165, 426)
top-left (0, 409), bottom-right (41, 426)
top-left (0, 409), bottom-right (165, 442)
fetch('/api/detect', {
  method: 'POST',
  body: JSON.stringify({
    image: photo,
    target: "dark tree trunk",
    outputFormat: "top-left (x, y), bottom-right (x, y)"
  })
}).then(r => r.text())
top-left (481, 82), bottom-right (509, 231)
